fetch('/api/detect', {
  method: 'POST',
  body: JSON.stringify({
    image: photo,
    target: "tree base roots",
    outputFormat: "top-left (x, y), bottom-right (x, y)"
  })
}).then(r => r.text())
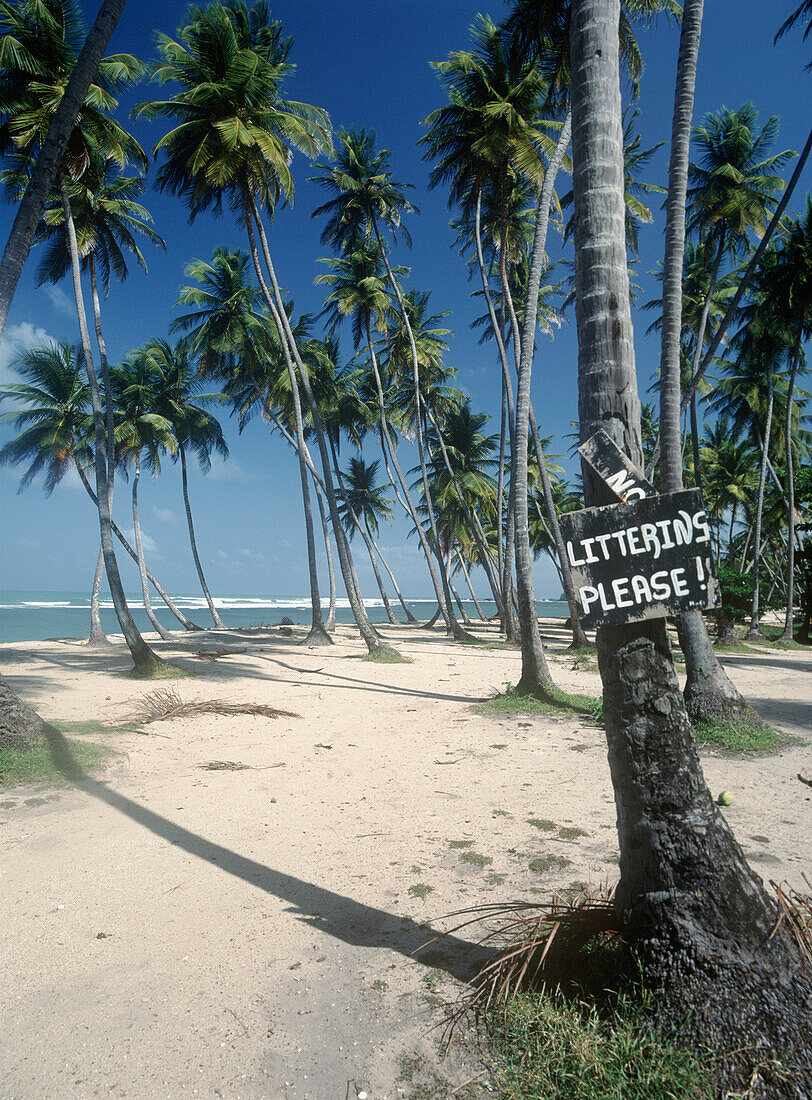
top-left (301, 625), bottom-right (334, 647)
top-left (683, 688), bottom-right (766, 730)
top-left (637, 922), bottom-right (812, 1098)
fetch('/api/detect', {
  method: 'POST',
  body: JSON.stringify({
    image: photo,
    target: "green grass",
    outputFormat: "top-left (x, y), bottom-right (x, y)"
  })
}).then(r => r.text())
top-left (528, 855), bottom-right (571, 874)
top-left (458, 850), bottom-right (492, 868)
top-left (475, 684), bottom-right (600, 718)
top-left (122, 662), bottom-right (195, 680)
top-left (359, 649), bottom-right (412, 663)
top-left (694, 714), bottom-right (784, 754)
top-left (0, 739), bottom-right (109, 786)
top-left (487, 979), bottom-right (714, 1100)
top-left (49, 719), bottom-right (138, 736)
top-left (527, 818), bottom-right (557, 832)
top-left (408, 883), bottom-right (434, 900)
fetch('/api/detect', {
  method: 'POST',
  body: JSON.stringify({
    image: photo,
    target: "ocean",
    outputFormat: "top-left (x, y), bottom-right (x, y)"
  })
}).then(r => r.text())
top-left (0, 591), bottom-right (570, 644)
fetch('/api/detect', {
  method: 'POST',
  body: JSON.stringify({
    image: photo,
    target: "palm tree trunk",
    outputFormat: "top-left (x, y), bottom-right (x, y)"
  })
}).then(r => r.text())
top-left (528, 403), bottom-right (588, 647)
top-left (314, 478), bottom-right (337, 631)
top-left (75, 463), bottom-right (203, 630)
top-left (370, 531), bottom-right (417, 623)
top-left (0, 0), bottom-right (129, 340)
top-left (179, 446), bottom-right (226, 629)
top-left (655, 1), bottom-right (749, 721)
top-left (570, 1), bottom-right (811, 1074)
top-left (746, 371), bottom-right (773, 640)
top-left (779, 331), bottom-right (801, 642)
top-left (511, 108), bottom-right (572, 694)
top-left (362, 518), bottom-right (397, 624)
top-left (131, 452), bottom-right (172, 640)
top-left (59, 174), bottom-right (162, 674)
top-left (87, 544), bottom-right (112, 647)
top-left (247, 199), bottom-right (392, 655)
top-left (455, 549), bottom-right (487, 620)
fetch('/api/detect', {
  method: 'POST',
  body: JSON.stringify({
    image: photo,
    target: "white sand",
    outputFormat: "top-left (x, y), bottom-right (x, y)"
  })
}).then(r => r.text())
top-left (0, 620), bottom-right (809, 1098)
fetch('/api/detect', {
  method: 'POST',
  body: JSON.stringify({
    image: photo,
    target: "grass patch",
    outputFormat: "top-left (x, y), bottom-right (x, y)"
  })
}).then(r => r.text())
top-left (408, 883), bottom-right (434, 900)
top-left (487, 979), bottom-right (714, 1099)
top-left (122, 662), bottom-right (195, 680)
top-left (559, 826), bottom-right (589, 840)
top-left (459, 850), bottom-right (492, 869)
top-left (527, 818), bottom-right (557, 833)
top-left (360, 649), bottom-right (412, 663)
top-left (448, 839), bottom-right (474, 849)
top-left (694, 714), bottom-right (783, 754)
top-left (566, 643), bottom-right (598, 657)
top-left (749, 624), bottom-right (809, 650)
top-left (476, 684), bottom-right (600, 718)
top-left (0, 739), bottom-right (108, 786)
top-left (528, 855), bottom-right (571, 874)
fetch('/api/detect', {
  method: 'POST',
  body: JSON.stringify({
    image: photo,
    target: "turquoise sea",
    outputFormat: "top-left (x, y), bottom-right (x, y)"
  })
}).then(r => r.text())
top-left (0, 591), bottom-right (569, 644)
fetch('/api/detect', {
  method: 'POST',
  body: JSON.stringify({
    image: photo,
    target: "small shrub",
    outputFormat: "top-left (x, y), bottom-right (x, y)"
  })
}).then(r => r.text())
top-left (694, 714), bottom-right (782, 754)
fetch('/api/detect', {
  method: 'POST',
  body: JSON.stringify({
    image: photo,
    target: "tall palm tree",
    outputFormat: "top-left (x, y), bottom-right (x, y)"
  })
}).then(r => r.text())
top-left (0, 0), bottom-right (164, 673)
top-left (143, 338), bottom-right (229, 629)
top-left (338, 456), bottom-right (399, 624)
top-left (139, 2), bottom-right (394, 654)
top-left (569, 1), bottom-right (812, 1077)
top-left (175, 248), bottom-right (332, 645)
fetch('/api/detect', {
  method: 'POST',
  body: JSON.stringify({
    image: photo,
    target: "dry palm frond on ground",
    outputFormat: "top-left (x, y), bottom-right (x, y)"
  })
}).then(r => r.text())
top-left (770, 875), bottom-right (812, 966)
top-left (435, 881), bottom-right (621, 1041)
top-left (127, 687), bottom-right (299, 725)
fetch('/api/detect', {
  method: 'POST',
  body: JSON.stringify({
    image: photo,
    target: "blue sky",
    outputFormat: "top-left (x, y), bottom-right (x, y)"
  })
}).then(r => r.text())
top-left (0, 0), bottom-right (810, 600)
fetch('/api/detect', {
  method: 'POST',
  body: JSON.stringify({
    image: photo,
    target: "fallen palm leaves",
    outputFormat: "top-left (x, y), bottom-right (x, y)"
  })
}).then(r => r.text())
top-left (126, 687), bottom-right (299, 725)
top-left (770, 874), bottom-right (812, 967)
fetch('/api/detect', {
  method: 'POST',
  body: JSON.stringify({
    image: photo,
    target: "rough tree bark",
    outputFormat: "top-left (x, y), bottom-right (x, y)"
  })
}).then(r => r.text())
top-left (570, 2), bottom-right (812, 1093)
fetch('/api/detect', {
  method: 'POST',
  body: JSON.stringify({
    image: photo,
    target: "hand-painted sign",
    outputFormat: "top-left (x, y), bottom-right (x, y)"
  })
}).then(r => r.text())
top-left (559, 488), bottom-right (720, 629)
top-left (578, 429), bottom-right (654, 501)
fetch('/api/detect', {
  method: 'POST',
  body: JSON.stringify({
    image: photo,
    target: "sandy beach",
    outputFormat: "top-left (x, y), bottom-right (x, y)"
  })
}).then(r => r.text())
top-left (0, 620), bottom-right (810, 1099)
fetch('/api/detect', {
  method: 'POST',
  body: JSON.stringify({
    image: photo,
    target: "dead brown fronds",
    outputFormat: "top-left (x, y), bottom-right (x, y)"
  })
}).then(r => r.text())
top-left (434, 880), bottom-right (621, 1043)
top-left (770, 874), bottom-right (812, 967)
top-left (127, 687), bottom-right (299, 724)
top-left (198, 760), bottom-right (250, 771)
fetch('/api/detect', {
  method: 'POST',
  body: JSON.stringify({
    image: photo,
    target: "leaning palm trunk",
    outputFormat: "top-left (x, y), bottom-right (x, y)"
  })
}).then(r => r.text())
top-left (368, 527), bottom-right (417, 624)
top-left (313, 479), bottom-right (337, 631)
top-left (746, 372), bottom-right (773, 640)
top-left (363, 321), bottom-right (452, 629)
top-left (570, 2), bottom-right (811, 1085)
top-left (131, 453), bottom-right (171, 641)
top-left (75, 463), bottom-right (203, 630)
top-left (511, 110), bottom-right (572, 694)
top-left (59, 175), bottom-right (162, 674)
top-left (244, 214), bottom-right (331, 647)
top-left (455, 549), bottom-right (487, 620)
top-left (87, 545), bottom-right (111, 647)
top-left (247, 199), bottom-right (393, 655)
top-left (179, 446), bottom-right (226, 629)
top-left (528, 404), bottom-right (588, 647)
top-left (361, 517), bottom-right (397, 624)
top-left (655, 0), bottom-right (748, 723)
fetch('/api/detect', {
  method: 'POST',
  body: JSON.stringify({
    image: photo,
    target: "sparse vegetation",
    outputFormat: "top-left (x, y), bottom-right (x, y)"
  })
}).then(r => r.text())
top-left (0, 739), bottom-right (108, 786)
top-left (694, 713), bottom-right (784, 754)
top-left (476, 684), bottom-right (600, 718)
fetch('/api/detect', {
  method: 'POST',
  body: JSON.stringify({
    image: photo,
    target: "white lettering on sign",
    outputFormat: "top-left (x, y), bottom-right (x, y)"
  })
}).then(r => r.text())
top-left (566, 509), bottom-right (710, 570)
top-left (604, 469), bottom-right (647, 500)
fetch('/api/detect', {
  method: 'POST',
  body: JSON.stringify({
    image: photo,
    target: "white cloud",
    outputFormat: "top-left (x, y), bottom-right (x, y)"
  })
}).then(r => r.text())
top-left (207, 455), bottom-right (246, 481)
top-left (153, 506), bottom-right (179, 524)
top-left (42, 284), bottom-right (74, 317)
top-left (122, 526), bottom-right (160, 556)
top-left (0, 321), bottom-right (58, 387)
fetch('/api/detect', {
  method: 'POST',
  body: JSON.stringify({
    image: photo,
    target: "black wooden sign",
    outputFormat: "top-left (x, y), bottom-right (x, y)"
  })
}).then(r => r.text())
top-left (559, 489), bottom-right (720, 628)
top-left (578, 429), bottom-right (654, 501)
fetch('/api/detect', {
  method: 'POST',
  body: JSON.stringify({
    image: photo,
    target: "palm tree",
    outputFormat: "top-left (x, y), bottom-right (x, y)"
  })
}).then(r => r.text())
top-left (139, 2), bottom-right (395, 654)
top-left (569, 0), bottom-right (811, 1076)
top-left (0, 340), bottom-right (108, 642)
top-left (143, 338), bottom-right (229, 630)
top-left (0, 0), bottom-right (165, 673)
top-left (111, 353), bottom-right (176, 640)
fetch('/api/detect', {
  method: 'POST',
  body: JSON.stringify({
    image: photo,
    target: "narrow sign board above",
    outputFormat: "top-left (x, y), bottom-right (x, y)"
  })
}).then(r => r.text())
top-left (558, 489), bottom-right (720, 629)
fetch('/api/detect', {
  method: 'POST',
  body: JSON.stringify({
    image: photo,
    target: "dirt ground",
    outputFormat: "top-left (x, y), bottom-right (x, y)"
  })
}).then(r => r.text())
top-left (1, 620), bottom-right (809, 1099)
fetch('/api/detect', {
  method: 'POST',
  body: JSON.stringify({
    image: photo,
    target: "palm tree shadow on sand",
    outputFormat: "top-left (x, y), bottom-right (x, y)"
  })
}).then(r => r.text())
top-left (42, 721), bottom-right (493, 983)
